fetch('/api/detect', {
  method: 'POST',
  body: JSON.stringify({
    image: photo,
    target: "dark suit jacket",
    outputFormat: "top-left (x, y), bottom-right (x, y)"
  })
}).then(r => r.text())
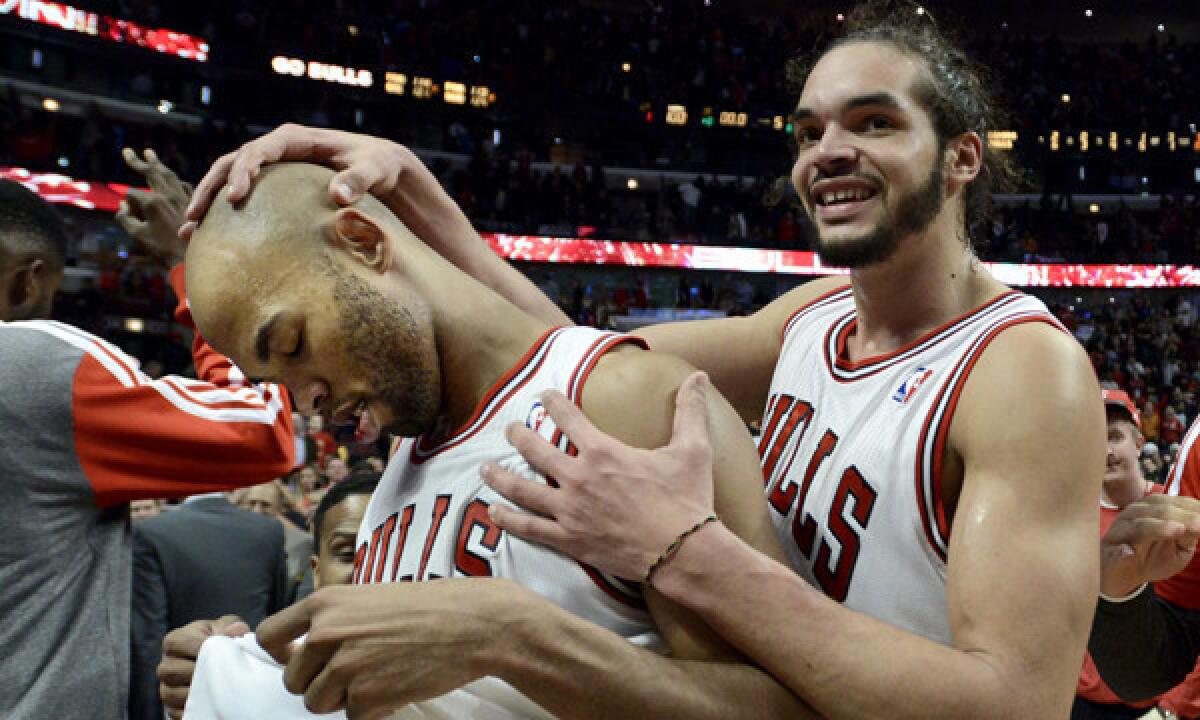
top-left (129, 497), bottom-right (288, 720)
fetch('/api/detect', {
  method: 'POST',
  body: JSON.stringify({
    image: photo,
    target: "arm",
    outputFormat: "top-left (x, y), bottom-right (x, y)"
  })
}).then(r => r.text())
top-left (73, 264), bottom-right (295, 506)
top-left (181, 124), bottom-right (569, 325)
top-left (490, 350), bottom-right (811, 718)
top-left (637, 278), bottom-right (846, 421)
top-left (1090, 586), bottom-right (1200, 699)
top-left (129, 529), bottom-right (169, 720)
top-left (488, 324), bottom-right (1104, 719)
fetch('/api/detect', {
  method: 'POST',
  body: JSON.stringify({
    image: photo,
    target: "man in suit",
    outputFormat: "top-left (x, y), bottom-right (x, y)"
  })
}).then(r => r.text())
top-left (129, 492), bottom-right (289, 720)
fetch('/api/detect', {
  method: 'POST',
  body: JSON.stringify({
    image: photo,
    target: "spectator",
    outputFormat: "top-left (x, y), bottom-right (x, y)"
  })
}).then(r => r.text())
top-left (130, 498), bottom-right (163, 521)
top-left (324, 456), bottom-right (350, 485)
top-left (236, 481), bottom-right (314, 602)
top-left (128, 491), bottom-right (289, 720)
top-left (1164, 406), bottom-right (1186, 446)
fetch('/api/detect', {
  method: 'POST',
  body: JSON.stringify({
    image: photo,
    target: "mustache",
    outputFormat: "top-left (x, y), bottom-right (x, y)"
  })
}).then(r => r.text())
top-left (808, 169), bottom-right (885, 195)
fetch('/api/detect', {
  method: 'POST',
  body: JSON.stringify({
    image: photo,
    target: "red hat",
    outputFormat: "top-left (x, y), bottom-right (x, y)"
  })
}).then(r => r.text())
top-left (1102, 388), bottom-right (1141, 430)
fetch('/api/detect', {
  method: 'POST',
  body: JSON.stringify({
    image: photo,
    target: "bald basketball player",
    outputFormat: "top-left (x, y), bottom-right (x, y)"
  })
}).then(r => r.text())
top-left (181, 163), bottom-right (811, 718)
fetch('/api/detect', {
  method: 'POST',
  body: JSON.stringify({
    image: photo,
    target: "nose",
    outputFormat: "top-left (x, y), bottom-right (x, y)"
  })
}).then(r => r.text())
top-left (811, 124), bottom-right (858, 175)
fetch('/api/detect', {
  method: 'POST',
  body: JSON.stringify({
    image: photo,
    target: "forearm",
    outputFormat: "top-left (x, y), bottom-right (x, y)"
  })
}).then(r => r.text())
top-left (651, 524), bottom-right (1054, 720)
top-left (1090, 586), bottom-right (1200, 700)
top-left (493, 587), bottom-right (817, 720)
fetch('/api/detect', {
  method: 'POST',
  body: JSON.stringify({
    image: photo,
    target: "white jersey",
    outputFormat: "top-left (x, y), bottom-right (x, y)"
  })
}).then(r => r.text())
top-left (354, 326), bottom-right (663, 690)
top-left (759, 285), bottom-right (1061, 644)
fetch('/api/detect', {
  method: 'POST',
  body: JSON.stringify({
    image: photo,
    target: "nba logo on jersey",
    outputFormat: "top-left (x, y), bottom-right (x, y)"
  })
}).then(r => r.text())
top-left (893, 367), bottom-right (934, 404)
top-left (526, 401), bottom-right (548, 434)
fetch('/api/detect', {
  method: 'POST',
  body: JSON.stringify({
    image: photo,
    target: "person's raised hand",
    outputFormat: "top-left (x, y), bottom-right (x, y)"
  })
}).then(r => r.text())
top-left (1101, 494), bottom-right (1200, 598)
top-left (180, 124), bottom-right (469, 253)
top-left (482, 371), bottom-right (717, 581)
top-left (158, 615), bottom-right (249, 719)
top-left (116, 148), bottom-right (192, 267)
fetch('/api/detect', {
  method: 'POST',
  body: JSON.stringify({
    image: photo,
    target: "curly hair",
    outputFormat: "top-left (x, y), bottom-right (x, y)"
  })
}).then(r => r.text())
top-left (783, 0), bottom-right (1022, 239)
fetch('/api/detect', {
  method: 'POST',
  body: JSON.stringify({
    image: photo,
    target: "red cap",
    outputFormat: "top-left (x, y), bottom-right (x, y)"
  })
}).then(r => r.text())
top-left (1102, 388), bottom-right (1141, 430)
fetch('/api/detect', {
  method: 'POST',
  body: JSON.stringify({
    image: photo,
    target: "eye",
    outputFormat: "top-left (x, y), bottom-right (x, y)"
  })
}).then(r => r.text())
top-left (863, 115), bottom-right (893, 132)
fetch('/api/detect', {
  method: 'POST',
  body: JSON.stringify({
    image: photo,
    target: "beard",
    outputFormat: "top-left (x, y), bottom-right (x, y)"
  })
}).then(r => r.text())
top-left (330, 265), bottom-right (441, 438)
top-left (812, 162), bottom-right (945, 269)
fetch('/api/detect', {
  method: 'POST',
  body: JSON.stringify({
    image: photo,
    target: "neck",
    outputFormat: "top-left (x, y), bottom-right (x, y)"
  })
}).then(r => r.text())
top-left (1102, 477), bottom-right (1148, 509)
top-left (845, 218), bottom-right (1005, 361)
top-left (410, 258), bottom-right (552, 434)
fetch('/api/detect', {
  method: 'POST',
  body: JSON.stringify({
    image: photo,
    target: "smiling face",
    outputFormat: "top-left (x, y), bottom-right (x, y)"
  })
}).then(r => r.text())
top-left (789, 42), bottom-right (953, 268)
top-left (186, 164), bottom-right (442, 441)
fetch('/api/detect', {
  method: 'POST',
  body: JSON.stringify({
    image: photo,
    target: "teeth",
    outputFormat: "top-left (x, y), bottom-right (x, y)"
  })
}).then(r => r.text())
top-left (822, 192), bottom-right (835, 205)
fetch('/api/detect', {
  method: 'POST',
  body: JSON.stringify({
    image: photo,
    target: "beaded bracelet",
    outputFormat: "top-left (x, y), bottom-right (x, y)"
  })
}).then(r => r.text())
top-left (644, 514), bottom-right (719, 584)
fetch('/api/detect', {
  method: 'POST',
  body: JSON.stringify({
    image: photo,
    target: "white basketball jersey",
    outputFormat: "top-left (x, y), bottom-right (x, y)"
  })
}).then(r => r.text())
top-left (759, 285), bottom-right (1061, 644)
top-left (355, 326), bottom-right (662, 650)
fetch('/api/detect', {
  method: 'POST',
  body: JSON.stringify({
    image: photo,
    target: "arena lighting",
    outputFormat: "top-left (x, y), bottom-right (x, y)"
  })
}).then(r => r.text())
top-left (836, 13), bottom-right (845, 22)
top-left (0, 0), bottom-right (208, 61)
top-left (30, 47), bottom-right (42, 68)
top-left (626, 178), bottom-right (638, 190)
top-left (1061, 93), bottom-right (1070, 104)
top-left (1158, 24), bottom-right (1165, 33)
top-left (1084, 8), bottom-right (1093, 17)
top-left (200, 85), bottom-right (211, 105)
top-left (412, 76), bottom-right (434, 99)
top-left (1088, 203), bottom-right (1101, 214)
top-left (157, 99), bottom-right (172, 114)
top-left (123, 318), bottom-right (145, 334)
top-left (42, 97), bottom-right (60, 112)
top-left (270, 56), bottom-right (373, 88)
top-left (385, 72), bottom-right (407, 95)
top-left (621, 62), bottom-right (632, 72)
top-left (10, 165), bottom-right (1200, 289)
top-left (986, 130), bottom-right (1017, 150)
top-left (915, 6), bottom-right (925, 15)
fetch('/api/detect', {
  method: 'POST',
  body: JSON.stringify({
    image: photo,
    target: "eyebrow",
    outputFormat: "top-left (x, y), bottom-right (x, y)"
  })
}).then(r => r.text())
top-left (792, 92), bottom-right (905, 123)
top-left (254, 311), bottom-right (282, 363)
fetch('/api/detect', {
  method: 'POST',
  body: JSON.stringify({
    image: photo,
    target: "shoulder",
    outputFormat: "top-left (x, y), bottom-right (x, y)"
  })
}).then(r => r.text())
top-left (578, 347), bottom-right (695, 450)
top-left (951, 320), bottom-right (1101, 472)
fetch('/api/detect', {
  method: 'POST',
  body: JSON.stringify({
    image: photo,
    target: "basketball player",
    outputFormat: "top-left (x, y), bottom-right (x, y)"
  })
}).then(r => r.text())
top-left (184, 6), bottom-right (1104, 717)
top-left (182, 162), bottom-right (810, 717)
top-left (0, 151), bottom-right (294, 719)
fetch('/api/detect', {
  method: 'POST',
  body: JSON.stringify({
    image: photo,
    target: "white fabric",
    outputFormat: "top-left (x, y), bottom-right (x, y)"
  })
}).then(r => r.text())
top-left (761, 288), bottom-right (1058, 644)
top-left (185, 634), bottom-right (553, 720)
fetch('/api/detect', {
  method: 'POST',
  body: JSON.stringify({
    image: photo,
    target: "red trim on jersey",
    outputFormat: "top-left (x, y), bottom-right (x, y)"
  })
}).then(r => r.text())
top-left (563, 331), bottom-right (650, 610)
top-left (822, 292), bottom-right (1023, 384)
top-left (412, 328), bottom-right (563, 462)
top-left (567, 333), bottom-right (648, 402)
top-left (913, 314), bottom-right (1062, 562)
top-left (780, 284), bottom-right (852, 343)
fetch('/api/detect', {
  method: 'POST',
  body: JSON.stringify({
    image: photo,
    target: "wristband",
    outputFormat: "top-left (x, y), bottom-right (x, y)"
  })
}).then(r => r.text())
top-left (1100, 583), bottom-right (1149, 603)
top-left (644, 514), bottom-right (719, 584)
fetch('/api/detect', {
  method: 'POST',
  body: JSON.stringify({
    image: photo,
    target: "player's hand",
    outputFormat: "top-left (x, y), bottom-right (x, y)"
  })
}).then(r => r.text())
top-left (257, 581), bottom-right (518, 719)
top-left (116, 148), bottom-right (192, 268)
top-left (158, 615), bottom-right (250, 720)
top-left (180, 124), bottom-right (473, 253)
top-left (1101, 494), bottom-right (1200, 598)
top-left (483, 371), bottom-right (716, 581)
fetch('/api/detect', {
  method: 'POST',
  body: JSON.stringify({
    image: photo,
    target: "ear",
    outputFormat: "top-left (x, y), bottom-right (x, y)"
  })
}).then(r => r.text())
top-left (943, 131), bottom-right (983, 190)
top-left (4, 258), bottom-right (49, 321)
top-left (329, 207), bottom-right (392, 273)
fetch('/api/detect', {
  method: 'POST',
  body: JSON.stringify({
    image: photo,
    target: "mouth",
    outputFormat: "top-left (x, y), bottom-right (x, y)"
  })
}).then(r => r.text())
top-left (810, 180), bottom-right (880, 222)
top-left (332, 399), bottom-right (382, 444)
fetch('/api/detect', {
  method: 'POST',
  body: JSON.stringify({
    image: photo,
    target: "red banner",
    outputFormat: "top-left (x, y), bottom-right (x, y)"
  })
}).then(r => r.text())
top-left (5, 166), bottom-right (1197, 288)
top-left (0, 0), bottom-right (208, 61)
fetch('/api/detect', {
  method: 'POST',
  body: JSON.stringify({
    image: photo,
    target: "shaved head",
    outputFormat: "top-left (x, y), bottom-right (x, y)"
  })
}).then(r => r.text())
top-left (186, 162), bottom-right (442, 439)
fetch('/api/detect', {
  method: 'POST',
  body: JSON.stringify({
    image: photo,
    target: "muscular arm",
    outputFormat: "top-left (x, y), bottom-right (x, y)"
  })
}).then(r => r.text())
top-left (493, 350), bottom-right (814, 719)
top-left (647, 323), bottom-right (1104, 719)
top-left (637, 278), bottom-right (847, 422)
top-left (1090, 587), bottom-right (1200, 700)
